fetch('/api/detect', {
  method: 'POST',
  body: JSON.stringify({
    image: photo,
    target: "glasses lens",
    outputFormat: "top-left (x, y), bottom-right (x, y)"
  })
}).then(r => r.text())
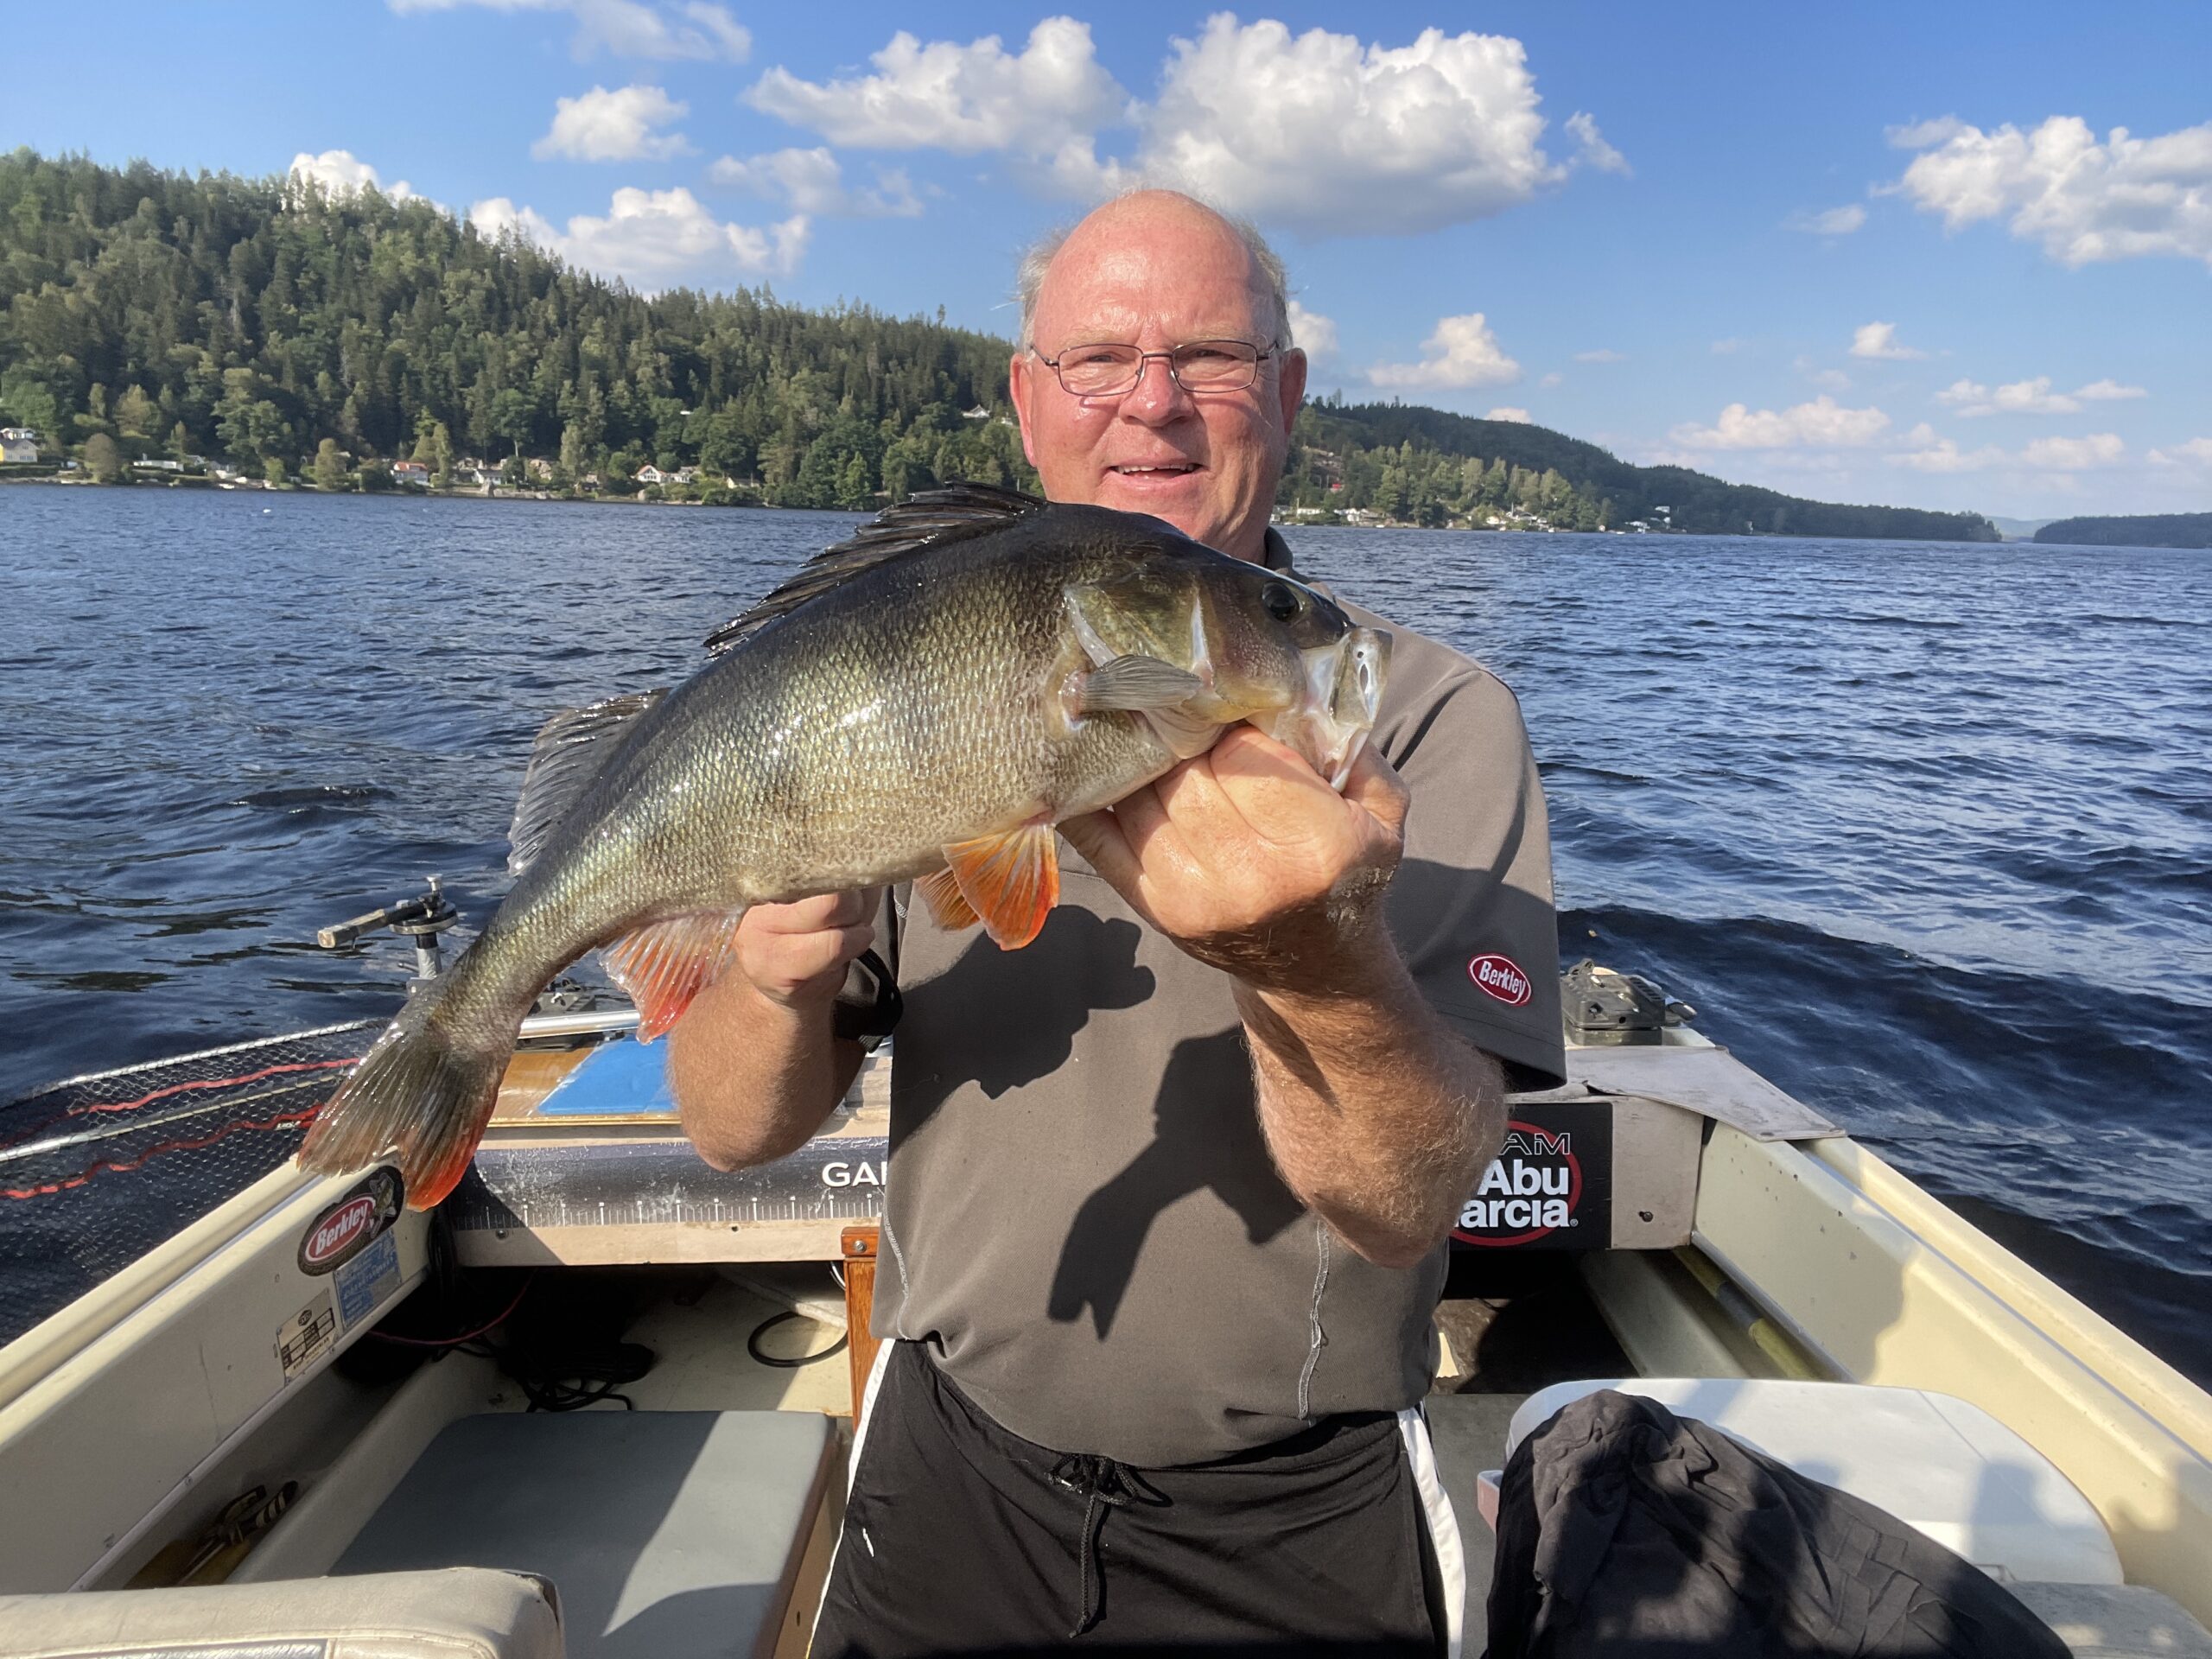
top-left (1057, 344), bottom-right (1143, 394)
top-left (1173, 341), bottom-right (1261, 388)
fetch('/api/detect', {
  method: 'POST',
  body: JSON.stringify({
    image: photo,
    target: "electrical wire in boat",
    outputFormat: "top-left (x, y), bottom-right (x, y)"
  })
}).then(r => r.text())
top-left (367, 1273), bottom-right (537, 1348)
top-left (747, 1308), bottom-right (848, 1369)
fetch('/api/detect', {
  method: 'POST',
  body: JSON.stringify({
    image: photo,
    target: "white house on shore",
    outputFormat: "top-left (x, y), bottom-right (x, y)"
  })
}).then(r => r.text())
top-left (1, 428), bottom-right (39, 464)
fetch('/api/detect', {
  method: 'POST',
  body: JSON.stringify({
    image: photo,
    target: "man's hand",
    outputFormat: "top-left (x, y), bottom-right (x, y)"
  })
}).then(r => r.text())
top-left (1064, 725), bottom-right (1502, 1269)
top-left (1058, 727), bottom-right (1409, 995)
top-left (670, 889), bottom-right (879, 1173)
top-left (732, 888), bottom-right (880, 1009)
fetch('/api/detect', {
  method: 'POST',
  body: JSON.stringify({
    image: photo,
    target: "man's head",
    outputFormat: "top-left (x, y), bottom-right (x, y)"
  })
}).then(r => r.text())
top-left (1010, 190), bottom-right (1306, 564)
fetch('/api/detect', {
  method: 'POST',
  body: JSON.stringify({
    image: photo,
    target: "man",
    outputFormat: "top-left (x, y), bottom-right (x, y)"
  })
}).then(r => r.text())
top-left (671, 190), bottom-right (1563, 1654)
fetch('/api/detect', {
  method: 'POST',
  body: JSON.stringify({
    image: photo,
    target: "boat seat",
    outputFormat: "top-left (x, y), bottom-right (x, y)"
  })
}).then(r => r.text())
top-left (0, 1566), bottom-right (560, 1658)
top-left (330, 1409), bottom-right (836, 1659)
top-left (2010, 1583), bottom-right (2212, 1659)
top-left (1507, 1378), bottom-right (2125, 1586)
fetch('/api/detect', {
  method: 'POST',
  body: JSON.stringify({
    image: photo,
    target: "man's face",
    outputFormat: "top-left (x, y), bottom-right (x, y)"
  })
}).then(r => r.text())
top-left (1010, 198), bottom-right (1306, 563)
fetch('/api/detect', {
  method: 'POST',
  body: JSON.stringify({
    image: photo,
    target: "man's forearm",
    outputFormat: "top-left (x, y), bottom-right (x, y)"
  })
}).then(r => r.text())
top-left (669, 975), bottom-right (861, 1170)
top-left (1235, 947), bottom-right (1506, 1269)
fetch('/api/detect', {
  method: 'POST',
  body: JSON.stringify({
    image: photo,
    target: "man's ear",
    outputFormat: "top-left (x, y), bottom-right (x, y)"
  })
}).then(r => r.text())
top-left (1276, 346), bottom-right (1308, 432)
top-left (1009, 352), bottom-right (1040, 468)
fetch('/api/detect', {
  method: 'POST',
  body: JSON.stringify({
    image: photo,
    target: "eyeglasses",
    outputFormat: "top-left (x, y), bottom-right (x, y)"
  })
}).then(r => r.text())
top-left (1037, 340), bottom-right (1275, 397)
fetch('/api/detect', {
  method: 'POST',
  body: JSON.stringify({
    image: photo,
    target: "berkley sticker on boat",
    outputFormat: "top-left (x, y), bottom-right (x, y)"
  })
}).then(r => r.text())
top-left (299, 1166), bottom-right (404, 1276)
top-left (1452, 1103), bottom-right (1614, 1250)
top-left (1468, 952), bottom-right (1532, 1007)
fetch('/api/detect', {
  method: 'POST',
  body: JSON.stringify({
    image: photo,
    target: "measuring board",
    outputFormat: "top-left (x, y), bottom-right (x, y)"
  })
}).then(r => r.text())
top-left (448, 1135), bottom-right (888, 1265)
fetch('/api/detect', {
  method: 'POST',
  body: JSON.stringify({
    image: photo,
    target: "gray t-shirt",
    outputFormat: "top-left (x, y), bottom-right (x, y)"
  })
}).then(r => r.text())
top-left (851, 538), bottom-right (1564, 1466)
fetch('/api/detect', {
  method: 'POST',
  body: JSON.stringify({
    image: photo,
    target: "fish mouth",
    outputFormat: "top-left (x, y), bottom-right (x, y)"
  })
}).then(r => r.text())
top-left (1255, 626), bottom-right (1391, 790)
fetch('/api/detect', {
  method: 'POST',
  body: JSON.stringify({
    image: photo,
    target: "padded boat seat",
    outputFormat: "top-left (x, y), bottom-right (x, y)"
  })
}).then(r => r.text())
top-left (0, 1566), bottom-right (560, 1658)
top-left (332, 1410), bottom-right (836, 1659)
top-left (1509, 1378), bottom-right (2124, 1586)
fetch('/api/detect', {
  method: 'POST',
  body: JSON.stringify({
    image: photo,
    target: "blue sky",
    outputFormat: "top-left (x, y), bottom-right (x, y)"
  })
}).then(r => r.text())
top-left (7, 1), bottom-right (2209, 518)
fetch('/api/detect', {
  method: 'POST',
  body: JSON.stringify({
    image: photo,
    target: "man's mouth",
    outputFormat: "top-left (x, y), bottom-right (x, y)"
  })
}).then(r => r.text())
top-left (1109, 462), bottom-right (1200, 476)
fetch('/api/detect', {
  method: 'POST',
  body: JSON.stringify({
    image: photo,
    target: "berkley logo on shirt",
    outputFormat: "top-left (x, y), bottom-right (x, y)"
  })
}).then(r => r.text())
top-left (1468, 952), bottom-right (1531, 1007)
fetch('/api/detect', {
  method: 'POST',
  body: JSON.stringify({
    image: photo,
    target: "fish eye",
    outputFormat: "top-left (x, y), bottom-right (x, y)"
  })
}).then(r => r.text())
top-left (1260, 581), bottom-right (1302, 621)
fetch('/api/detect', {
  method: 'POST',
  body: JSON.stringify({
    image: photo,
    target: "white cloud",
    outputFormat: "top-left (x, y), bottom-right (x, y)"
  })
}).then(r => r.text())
top-left (1671, 395), bottom-right (1892, 450)
top-left (389, 0), bottom-right (750, 62)
top-left (1565, 111), bottom-right (1630, 175)
top-left (1573, 348), bottom-right (1624, 363)
top-left (2020, 432), bottom-right (2126, 470)
top-left (1710, 338), bottom-right (1742, 354)
top-left (1538, 371), bottom-right (1563, 388)
top-left (1787, 204), bottom-right (1867, 235)
top-left (471, 186), bottom-right (807, 287)
top-left (1486, 406), bottom-right (1533, 423)
top-left (1887, 114), bottom-right (2212, 268)
top-left (288, 149), bottom-right (419, 202)
top-left (1935, 375), bottom-right (2149, 416)
top-left (1794, 356), bottom-right (1852, 391)
top-left (1850, 321), bottom-right (1926, 360)
top-left (1284, 298), bottom-right (1337, 356)
top-left (708, 148), bottom-right (921, 217)
top-left (744, 16), bottom-right (1126, 161)
top-left (1368, 312), bottom-right (1521, 390)
top-left (1130, 17), bottom-right (1574, 237)
top-left (532, 85), bottom-right (690, 161)
top-left (746, 16), bottom-right (1611, 239)
top-left (2148, 436), bottom-right (2212, 467)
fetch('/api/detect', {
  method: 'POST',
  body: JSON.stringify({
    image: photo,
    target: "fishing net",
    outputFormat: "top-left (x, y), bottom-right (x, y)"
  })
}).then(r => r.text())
top-left (0, 1021), bottom-right (376, 1349)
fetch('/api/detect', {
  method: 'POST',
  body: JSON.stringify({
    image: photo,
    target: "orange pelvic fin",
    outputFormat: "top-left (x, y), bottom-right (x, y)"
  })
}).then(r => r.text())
top-left (916, 865), bottom-right (982, 931)
top-left (942, 822), bottom-right (1059, 950)
top-left (603, 910), bottom-right (744, 1040)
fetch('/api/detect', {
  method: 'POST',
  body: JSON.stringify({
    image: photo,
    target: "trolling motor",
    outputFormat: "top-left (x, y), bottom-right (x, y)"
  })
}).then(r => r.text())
top-left (318, 876), bottom-right (461, 985)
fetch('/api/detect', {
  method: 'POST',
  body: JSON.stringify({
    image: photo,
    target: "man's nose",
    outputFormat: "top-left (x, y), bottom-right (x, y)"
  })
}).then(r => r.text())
top-left (1119, 353), bottom-right (1194, 424)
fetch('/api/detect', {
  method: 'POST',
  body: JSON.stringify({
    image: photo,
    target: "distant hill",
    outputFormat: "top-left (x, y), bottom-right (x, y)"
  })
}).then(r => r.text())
top-left (1289, 401), bottom-right (1999, 543)
top-left (2033, 512), bottom-right (2212, 549)
top-left (0, 146), bottom-right (1995, 541)
top-left (1988, 516), bottom-right (2055, 541)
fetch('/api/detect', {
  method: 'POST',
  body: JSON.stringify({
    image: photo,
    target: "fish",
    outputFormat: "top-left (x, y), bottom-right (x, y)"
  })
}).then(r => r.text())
top-left (298, 484), bottom-right (1391, 1206)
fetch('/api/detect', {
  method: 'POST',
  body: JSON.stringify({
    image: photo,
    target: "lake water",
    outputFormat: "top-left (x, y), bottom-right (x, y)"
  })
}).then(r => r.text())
top-left (3, 487), bottom-right (2207, 1380)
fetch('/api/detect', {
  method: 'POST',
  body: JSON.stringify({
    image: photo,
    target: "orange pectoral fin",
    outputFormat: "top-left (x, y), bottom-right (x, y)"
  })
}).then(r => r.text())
top-left (916, 866), bottom-right (982, 932)
top-left (942, 822), bottom-right (1060, 950)
top-left (602, 910), bottom-right (745, 1041)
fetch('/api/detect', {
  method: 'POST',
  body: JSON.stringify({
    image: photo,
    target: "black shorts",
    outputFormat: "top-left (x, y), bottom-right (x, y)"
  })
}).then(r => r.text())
top-left (811, 1341), bottom-right (1459, 1657)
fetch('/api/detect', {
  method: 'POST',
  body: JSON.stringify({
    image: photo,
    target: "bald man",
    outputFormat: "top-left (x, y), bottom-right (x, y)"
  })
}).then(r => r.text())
top-left (673, 191), bottom-right (1564, 1655)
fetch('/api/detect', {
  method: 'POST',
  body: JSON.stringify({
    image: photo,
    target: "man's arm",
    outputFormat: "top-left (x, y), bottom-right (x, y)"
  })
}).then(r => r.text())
top-left (668, 890), bottom-right (878, 1170)
top-left (1060, 731), bottom-right (1508, 1268)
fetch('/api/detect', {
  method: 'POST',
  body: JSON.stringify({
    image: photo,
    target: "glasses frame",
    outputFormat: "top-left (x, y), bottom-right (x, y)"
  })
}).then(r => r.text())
top-left (1036, 338), bottom-right (1279, 398)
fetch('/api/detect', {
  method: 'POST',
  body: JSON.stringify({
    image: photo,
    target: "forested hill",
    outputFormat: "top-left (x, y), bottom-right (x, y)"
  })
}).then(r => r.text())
top-left (1288, 401), bottom-right (1998, 541)
top-left (2, 147), bottom-right (1994, 538)
top-left (2033, 512), bottom-right (2212, 549)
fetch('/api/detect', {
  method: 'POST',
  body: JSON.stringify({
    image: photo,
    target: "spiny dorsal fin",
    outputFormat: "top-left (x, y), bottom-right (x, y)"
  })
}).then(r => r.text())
top-left (507, 690), bottom-right (666, 875)
top-left (706, 482), bottom-right (1046, 655)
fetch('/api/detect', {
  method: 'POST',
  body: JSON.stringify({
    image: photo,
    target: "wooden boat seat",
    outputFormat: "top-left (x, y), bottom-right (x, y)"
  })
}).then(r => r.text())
top-left (329, 1409), bottom-right (836, 1659)
top-left (0, 1566), bottom-right (562, 1658)
top-left (1506, 1378), bottom-right (2126, 1586)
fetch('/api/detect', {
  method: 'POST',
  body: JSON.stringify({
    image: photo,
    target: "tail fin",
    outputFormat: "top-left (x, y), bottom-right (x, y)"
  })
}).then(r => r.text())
top-left (298, 999), bottom-right (511, 1209)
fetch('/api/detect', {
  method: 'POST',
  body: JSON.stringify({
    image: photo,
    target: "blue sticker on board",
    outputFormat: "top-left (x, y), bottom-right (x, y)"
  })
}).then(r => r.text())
top-left (536, 1037), bottom-right (676, 1117)
top-left (334, 1229), bottom-right (401, 1329)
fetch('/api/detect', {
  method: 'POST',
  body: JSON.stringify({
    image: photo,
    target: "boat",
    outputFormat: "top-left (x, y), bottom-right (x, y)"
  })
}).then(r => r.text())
top-left (0, 908), bottom-right (2207, 1656)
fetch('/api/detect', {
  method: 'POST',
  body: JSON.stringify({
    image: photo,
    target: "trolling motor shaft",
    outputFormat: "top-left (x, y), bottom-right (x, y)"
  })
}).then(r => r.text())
top-left (318, 876), bottom-right (461, 982)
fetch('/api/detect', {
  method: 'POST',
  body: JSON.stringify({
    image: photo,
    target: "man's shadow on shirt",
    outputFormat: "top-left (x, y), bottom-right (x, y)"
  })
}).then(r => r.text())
top-left (1047, 1028), bottom-right (1305, 1338)
top-left (892, 907), bottom-right (1159, 1147)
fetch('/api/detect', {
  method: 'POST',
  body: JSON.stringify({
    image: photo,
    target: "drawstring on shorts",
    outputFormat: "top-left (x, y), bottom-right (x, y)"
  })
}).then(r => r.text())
top-left (1051, 1452), bottom-right (1140, 1636)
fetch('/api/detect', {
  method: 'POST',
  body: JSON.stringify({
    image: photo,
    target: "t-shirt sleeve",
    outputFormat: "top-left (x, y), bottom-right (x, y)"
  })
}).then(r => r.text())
top-left (1379, 668), bottom-right (1566, 1091)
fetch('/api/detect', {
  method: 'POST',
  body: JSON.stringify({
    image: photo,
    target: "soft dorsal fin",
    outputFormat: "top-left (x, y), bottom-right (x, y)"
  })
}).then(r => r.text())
top-left (507, 690), bottom-right (666, 874)
top-left (705, 483), bottom-right (1046, 655)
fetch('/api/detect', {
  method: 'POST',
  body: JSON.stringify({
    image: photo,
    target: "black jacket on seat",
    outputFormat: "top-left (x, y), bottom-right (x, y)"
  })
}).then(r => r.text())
top-left (1484, 1389), bottom-right (2072, 1659)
